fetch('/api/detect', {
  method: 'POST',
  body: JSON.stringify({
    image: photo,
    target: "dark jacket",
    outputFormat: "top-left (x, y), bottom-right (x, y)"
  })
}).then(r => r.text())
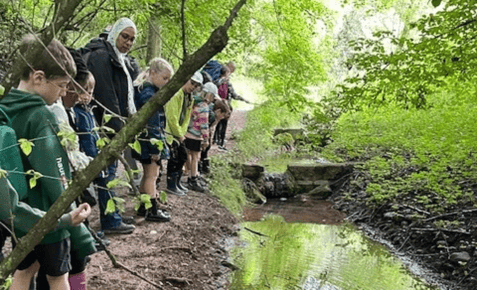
top-left (133, 83), bottom-right (169, 160)
top-left (0, 90), bottom-right (95, 257)
top-left (85, 38), bottom-right (137, 132)
top-left (74, 104), bottom-right (99, 158)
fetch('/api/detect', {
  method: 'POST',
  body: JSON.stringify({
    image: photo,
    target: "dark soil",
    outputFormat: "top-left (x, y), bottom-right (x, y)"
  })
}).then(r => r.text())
top-left (85, 112), bottom-right (248, 289)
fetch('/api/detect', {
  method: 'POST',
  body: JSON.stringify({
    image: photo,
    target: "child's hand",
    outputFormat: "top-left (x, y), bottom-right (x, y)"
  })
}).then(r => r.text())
top-left (70, 203), bottom-right (92, 226)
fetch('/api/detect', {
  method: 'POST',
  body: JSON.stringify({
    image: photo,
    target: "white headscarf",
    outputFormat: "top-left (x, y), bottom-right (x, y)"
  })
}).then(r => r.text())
top-left (107, 17), bottom-right (137, 115)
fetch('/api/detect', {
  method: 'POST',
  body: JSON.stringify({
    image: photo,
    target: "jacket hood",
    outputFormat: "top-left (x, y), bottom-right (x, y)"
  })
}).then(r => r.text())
top-left (86, 38), bottom-right (122, 67)
top-left (0, 89), bottom-right (46, 119)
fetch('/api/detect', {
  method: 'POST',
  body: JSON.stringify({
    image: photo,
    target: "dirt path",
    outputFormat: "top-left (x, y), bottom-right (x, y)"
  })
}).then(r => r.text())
top-left (86, 111), bottom-right (249, 290)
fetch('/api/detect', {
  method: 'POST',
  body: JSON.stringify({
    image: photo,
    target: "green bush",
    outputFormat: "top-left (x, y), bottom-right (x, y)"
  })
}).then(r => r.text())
top-left (323, 81), bottom-right (477, 210)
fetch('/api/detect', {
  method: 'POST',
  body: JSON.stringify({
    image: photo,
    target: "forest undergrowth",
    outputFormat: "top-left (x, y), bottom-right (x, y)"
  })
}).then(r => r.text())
top-left (317, 80), bottom-right (477, 290)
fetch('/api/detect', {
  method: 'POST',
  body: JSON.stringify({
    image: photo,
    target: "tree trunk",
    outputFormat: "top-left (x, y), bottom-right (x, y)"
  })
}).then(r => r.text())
top-left (0, 0), bottom-right (247, 282)
top-left (146, 15), bottom-right (162, 63)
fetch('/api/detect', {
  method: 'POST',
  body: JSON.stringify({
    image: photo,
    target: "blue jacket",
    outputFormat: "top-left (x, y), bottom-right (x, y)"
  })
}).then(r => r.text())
top-left (73, 104), bottom-right (99, 158)
top-left (133, 83), bottom-right (169, 160)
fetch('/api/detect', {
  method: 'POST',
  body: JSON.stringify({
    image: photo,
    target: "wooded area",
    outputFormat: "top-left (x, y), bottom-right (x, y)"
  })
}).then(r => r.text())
top-left (2, 0), bottom-right (477, 288)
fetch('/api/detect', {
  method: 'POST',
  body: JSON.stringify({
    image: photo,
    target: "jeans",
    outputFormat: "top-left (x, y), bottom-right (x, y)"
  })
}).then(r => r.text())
top-left (95, 161), bottom-right (122, 230)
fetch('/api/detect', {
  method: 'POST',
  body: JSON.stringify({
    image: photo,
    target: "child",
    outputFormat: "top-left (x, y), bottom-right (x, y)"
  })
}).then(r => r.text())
top-left (0, 34), bottom-right (95, 290)
top-left (132, 57), bottom-right (173, 222)
top-left (184, 82), bottom-right (217, 192)
top-left (199, 99), bottom-right (230, 174)
top-left (164, 71), bottom-right (203, 195)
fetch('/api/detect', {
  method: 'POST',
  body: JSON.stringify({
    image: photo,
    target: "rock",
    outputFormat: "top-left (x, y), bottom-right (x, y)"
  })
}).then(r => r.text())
top-left (242, 178), bottom-right (267, 204)
top-left (287, 162), bottom-right (354, 181)
top-left (449, 252), bottom-right (471, 263)
top-left (307, 180), bottom-right (332, 198)
top-left (242, 164), bottom-right (265, 180)
top-left (273, 128), bottom-right (304, 139)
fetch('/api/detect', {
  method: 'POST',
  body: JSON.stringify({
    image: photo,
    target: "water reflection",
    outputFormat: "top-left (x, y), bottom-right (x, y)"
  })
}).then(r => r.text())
top-left (230, 215), bottom-right (439, 290)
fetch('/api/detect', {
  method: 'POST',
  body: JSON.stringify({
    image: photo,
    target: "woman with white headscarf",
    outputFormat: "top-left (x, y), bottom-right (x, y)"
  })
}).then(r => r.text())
top-left (84, 17), bottom-right (137, 235)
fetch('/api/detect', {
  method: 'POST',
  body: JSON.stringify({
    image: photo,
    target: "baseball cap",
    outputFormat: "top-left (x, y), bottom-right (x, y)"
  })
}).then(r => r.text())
top-left (202, 82), bottom-right (219, 99)
top-left (191, 71), bottom-right (203, 85)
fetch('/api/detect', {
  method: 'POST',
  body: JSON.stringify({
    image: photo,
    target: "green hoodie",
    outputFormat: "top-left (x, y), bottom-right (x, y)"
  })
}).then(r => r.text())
top-left (0, 89), bottom-right (95, 257)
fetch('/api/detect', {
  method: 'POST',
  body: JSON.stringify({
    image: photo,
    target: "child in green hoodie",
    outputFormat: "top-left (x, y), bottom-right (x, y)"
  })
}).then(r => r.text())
top-left (0, 34), bottom-right (95, 290)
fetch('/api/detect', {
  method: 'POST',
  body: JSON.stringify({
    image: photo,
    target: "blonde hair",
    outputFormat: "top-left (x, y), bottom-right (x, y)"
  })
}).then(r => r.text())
top-left (134, 57), bottom-right (174, 87)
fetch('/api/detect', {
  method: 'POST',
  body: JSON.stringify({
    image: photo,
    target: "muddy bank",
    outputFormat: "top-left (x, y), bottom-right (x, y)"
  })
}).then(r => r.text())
top-left (330, 182), bottom-right (477, 290)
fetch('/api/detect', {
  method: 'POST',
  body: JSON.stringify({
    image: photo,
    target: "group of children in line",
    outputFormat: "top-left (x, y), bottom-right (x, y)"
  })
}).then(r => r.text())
top-left (0, 16), bottom-right (240, 290)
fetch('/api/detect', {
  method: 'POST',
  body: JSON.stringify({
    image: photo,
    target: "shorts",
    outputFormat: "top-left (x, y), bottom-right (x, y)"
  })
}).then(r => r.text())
top-left (184, 138), bottom-right (201, 152)
top-left (17, 238), bottom-right (72, 277)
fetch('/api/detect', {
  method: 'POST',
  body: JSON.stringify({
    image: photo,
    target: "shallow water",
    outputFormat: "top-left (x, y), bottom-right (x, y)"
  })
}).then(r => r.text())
top-left (230, 215), bottom-right (440, 290)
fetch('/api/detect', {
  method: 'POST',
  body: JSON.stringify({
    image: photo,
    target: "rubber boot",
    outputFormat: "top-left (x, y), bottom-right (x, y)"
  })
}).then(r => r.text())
top-left (202, 159), bottom-right (210, 174)
top-left (69, 272), bottom-right (87, 290)
top-left (145, 199), bottom-right (171, 222)
top-left (166, 172), bottom-right (186, 196)
top-left (176, 171), bottom-right (189, 193)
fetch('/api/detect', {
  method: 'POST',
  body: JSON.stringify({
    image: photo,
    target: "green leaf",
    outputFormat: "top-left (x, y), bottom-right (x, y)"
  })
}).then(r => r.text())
top-left (159, 191), bottom-right (168, 204)
top-left (18, 138), bottom-right (34, 156)
top-left (96, 137), bottom-right (110, 149)
top-left (129, 140), bottom-right (141, 154)
top-left (150, 138), bottom-right (164, 151)
top-left (29, 177), bottom-right (37, 189)
top-left (0, 169), bottom-right (7, 178)
top-left (140, 194), bottom-right (153, 209)
top-left (431, 0), bottom-right (441, 7)
top-left (105, 199), bottom-right (116, 215)
top-left (0, 85), bottom-right (4, 95)
top-left (103, 114), bottom-right (112, 123)
top-left (113, 197), bottom-right (126, 213)
top-left (106, 178), bottom-right (132, 189)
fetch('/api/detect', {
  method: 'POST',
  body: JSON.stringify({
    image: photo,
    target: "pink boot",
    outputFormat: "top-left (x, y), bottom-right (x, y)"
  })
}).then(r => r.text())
top-left (69, 272), bottom-right (86, 290)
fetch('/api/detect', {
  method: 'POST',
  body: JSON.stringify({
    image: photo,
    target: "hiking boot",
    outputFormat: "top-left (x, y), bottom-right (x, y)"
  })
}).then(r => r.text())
top-left (121, 215), bottom-right (136, 224)
top-left (145, 199), bottom-right (171, 222)
top-left (218, 145), bottom-right (228, 151)
top-left (176, 171), bottom-right (189, 193)
top-left (103, 222), bottom-right (135, 235)
top-left (188, 176), bottom-right (207, 193)
top-left (166, 173), bottom-right (186, 196)
top-left (197, 175), bottom-right (208, 187)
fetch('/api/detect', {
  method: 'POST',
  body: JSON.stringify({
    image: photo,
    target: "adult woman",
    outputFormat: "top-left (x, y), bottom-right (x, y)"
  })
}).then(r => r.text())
top-left (85, 17), bottom-right (137, 234)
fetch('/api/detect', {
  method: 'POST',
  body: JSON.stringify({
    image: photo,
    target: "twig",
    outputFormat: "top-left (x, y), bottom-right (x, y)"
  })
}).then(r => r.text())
top-left (397, 233), bottom-right (411, 251)
top-left (244, 227), bottom-right (269, 237)
top-left (85, 225), bottom-right (164, 289)
top-left (402, 204), bottom-right (430, 216)
top-left (422, 208), bottom-right (477, 223)
top-left (410, 228), bottom-right (470, 235)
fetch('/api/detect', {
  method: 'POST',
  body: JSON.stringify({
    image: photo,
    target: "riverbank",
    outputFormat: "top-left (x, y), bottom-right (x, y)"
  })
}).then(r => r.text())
top-left (85, 111), bottom-right (249, 290)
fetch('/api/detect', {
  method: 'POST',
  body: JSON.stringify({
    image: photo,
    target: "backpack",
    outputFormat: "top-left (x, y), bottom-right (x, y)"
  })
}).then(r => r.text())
top-left (201, 60), bottom-right (222, 82)
top-left (0, 108), bottom-right (28, 200)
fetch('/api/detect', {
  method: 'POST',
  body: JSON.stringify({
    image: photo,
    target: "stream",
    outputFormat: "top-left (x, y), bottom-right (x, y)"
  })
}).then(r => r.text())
top-left (229, 215), bottom-right (442, 289)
